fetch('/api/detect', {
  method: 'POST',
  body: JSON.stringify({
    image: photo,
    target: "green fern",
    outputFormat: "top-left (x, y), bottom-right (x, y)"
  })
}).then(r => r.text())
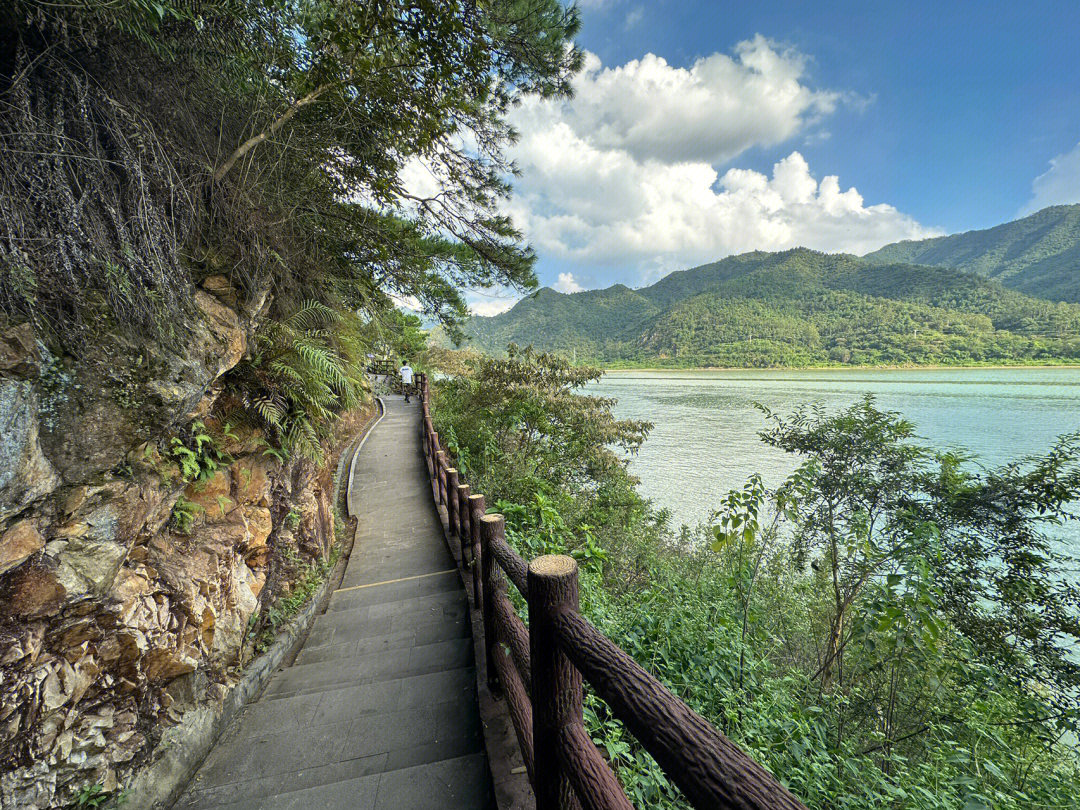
top-left (228, 301), bottom-right (364, 462)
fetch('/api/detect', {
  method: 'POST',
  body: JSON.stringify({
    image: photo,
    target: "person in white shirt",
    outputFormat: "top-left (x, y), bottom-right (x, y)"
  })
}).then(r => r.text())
top-left (399, 359), bottom-right (414, 403)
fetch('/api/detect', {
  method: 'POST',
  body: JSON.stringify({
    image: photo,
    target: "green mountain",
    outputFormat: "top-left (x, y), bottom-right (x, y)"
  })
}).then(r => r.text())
top-left (864, 204), bottom-right (1080, 302)
top-left (465, 249), bottom-right (1080, 368)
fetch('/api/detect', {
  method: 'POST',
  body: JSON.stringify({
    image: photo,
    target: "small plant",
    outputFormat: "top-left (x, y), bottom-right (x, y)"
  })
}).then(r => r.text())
top-left (252, 547), bottom-right (340, 654)
top-left (284, 509), bottom-right (302, 530)
top-left (216, 494), bottom-right (233, 517)
top-left (170, 495), bottom-right (203, 535)
top-left (256, 436), bottom-right (288, 464)
top-left (169, 420), bottom-right (229, 482)
top-left (74, 783), bottom-right (127, 809)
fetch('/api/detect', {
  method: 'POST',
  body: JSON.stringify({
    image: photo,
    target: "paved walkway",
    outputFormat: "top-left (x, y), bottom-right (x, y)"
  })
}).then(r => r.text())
top-left (175, 397), bottom-right (492, 809)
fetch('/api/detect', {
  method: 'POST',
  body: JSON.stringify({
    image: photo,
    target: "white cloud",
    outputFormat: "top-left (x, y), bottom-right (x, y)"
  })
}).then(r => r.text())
top-left (469, 297), bottom-right (518, 317)
top-left (553, 272), bottom-right (584, 293)
top-left (503, 41), bottom-right (932, 280)
top-left (1024, 141), bottom-right (1080, 214)
top-left (624, 6), bottom-right (644, 29)
top-left (516, 38), bottom-right (843, 167)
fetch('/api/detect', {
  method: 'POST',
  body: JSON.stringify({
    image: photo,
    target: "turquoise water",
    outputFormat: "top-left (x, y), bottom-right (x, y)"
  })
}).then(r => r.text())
top-left (594, 367), bottom-right (1080, 529)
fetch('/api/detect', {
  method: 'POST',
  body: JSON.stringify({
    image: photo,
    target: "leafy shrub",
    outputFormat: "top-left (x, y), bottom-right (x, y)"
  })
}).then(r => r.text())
top-left (429, 350), bottom-right (1080, 809)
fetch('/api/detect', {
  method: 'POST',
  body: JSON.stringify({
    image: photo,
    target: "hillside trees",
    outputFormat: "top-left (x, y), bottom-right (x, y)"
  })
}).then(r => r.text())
top-left (1, 0), bottom-right (581, 452)
top-left (466, 249), bottom-right (1080, 367)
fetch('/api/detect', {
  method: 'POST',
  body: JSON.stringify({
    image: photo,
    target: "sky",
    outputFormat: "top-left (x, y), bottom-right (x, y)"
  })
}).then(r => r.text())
top-left (464, 0), bottom-right (1080, 315)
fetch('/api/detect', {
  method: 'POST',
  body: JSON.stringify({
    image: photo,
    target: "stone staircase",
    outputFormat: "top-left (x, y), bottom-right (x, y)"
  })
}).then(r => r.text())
top-left (174, 398), bottom-right (493, 809)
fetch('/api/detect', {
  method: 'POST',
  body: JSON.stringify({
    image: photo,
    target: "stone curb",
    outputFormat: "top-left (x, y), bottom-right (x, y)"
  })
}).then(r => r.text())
top-left (124, 400), bottom-right (385, 809)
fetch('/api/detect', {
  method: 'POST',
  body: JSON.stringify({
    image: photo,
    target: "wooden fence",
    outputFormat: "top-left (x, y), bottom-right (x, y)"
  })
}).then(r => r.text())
top-left (415, 373), bottom-right (809, 810)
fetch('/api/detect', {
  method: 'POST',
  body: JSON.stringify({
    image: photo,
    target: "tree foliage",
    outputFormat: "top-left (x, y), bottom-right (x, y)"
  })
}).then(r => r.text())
top-left (2, 0), bottom-right (581, 456)
top-left (430, 350), bottom-right (1080, 809)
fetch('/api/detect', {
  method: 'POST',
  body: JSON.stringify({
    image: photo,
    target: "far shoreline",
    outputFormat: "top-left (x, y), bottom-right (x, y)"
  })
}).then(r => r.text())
top-left (600, 362), bottom-right (1080, 373)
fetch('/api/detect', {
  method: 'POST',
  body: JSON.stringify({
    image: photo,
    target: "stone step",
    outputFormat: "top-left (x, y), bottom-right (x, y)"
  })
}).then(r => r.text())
top-left (179, 731), bottom-right (486, 809)
top-left (326, 575), bottom-right (463, 612)
top-left (263, 637), bottom-right (473, 700)
top-left (182, 671), bottom-right (479, 799)
top-left (302, 611), bottom-right (470, 653)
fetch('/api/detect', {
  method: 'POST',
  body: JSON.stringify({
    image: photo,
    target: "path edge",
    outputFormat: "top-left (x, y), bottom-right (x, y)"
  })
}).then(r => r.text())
top-left (129, 398), bottom-right (386, 809)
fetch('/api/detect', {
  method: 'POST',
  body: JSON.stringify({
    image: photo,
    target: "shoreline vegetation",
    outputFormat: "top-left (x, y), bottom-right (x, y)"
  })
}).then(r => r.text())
top-left (428, 345), bottom-right (1080, 810)
top-left (600, 360), bottom-right (1080, 373)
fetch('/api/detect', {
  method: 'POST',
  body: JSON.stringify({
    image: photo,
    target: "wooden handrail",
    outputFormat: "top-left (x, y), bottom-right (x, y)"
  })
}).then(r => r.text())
top-left (551, 607), bottom-right (806, 810)
top-left (490, 535), bottom-right (529, 596)
top-left (417, 373), bottom-right (809, 810)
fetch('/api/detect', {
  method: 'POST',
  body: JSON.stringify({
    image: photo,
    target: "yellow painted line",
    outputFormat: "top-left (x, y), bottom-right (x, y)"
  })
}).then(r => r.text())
top-left (334, 568), bottom-right (459, 593)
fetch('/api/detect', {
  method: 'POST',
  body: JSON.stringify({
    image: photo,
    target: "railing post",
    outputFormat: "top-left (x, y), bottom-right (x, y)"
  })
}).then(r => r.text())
top-left (528, 555), bottom-right (582, 810)
top-left (436, 451), bottom-right (447, 505)
top-left (446, 468), bottom-right (460, 538)
top-left (479, 514), bottom-right (503, 694)
top-left (468, 494), bottom-right (485, 609)
top-left (424, 424), bottom-right (434, 479)
top-left (458, 483), bottom-right (471, 566)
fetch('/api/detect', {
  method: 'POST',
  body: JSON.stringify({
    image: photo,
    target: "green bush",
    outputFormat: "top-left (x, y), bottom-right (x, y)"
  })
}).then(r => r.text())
top-left (430, 350), bottom-right (1080, 809)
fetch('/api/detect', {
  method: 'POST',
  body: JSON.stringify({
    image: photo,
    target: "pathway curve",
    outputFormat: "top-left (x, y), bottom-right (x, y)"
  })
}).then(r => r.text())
top-left (175, 396), bottom-right (492, 809)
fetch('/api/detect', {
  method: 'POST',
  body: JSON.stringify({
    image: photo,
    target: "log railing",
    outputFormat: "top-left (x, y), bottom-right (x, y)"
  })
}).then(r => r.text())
top-left (416, 373), bottom-right (808, 810)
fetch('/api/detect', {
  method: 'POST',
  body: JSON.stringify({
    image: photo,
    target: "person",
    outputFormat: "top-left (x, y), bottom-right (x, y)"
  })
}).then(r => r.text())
top-left (399, 359), bottom-right (414, 402)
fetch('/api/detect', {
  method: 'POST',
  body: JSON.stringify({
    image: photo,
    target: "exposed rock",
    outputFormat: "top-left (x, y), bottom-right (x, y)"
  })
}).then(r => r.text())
top-left (143, 647), bottom-right (198, 682)
top-left (0, 320), bottom-right (363, 810)
top-left (0, 379), bottom-right (60, 524)
top-left (193, 290), bottom-right (246, 379)
top-left (239, 506), bottom-right (272, 563)
top-left (2, 560), bottom-right (67, 617)
top-left (34, 289), bottom-right (252, 488)
top-left (231, 456), bottom-right (275, 506)
top-left (0, 323), bottom-right (38, 379)
top-left (201, 275), bottom-right (239, 310)
top-left (184, 469), bottom-right (232, 523)
top-left (0, 520), bottom-right (44, 576)
top-left (51, 533), bottom-right (128, 599)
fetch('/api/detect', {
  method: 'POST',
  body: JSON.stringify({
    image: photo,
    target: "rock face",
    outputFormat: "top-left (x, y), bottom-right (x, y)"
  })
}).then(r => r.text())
top-left (0, 286), bottom-right (357, 809)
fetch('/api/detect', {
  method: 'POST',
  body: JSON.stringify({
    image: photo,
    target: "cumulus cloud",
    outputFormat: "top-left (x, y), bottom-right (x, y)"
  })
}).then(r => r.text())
top-left (469, 297), bottom-right (518, 317)
top-left (1024, 141), bottom-right (1080, 214)
top-left (504, 40), bottom-right (933, 281)
top-left (516, 37), bottom-right (843, 167)
top-left (553, 272), bottom-right (584, 293)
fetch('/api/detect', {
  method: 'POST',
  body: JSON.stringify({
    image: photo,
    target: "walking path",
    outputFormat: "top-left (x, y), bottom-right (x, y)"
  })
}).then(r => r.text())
top-left (175, 396), bottom-right (492, 809)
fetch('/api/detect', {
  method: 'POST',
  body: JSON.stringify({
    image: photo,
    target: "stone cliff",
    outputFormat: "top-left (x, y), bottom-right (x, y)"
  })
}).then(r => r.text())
top-left (0, 276), bottom-right (367, 808)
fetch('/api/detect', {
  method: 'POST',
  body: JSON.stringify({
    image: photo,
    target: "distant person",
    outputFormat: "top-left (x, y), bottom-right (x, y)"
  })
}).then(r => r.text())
top-left (399, 359), bottom-right (414, 402)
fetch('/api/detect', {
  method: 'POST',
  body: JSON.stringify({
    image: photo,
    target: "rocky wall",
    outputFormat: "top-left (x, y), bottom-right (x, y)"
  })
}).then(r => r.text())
top-left (0, 278), bottom-right (356, 808)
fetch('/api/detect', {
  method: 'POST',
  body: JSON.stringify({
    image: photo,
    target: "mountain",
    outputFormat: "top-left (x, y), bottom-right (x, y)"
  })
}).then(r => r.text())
top-left (864, 204), bottom-right (1080, 302)
top-left (464, 249), bottom-right (1080, 368)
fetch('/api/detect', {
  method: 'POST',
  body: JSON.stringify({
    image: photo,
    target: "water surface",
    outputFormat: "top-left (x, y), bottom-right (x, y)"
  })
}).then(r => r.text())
top-left (594, 367), bottom-right (1080, 529)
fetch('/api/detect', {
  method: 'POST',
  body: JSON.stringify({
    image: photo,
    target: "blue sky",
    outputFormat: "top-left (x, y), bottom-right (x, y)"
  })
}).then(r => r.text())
top-left (465, 0), bottom-right (1080, 313)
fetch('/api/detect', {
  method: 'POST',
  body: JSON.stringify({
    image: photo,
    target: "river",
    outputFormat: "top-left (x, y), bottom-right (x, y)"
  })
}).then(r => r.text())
top-left (594, 367), bottom-right (1080, 530)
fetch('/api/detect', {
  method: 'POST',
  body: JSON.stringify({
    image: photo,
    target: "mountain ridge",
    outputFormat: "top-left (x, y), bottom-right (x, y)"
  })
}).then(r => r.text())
top-left (463, 228), bottom-right (1080, 367)
top-left (863, 203), bottom-right (1080, 301)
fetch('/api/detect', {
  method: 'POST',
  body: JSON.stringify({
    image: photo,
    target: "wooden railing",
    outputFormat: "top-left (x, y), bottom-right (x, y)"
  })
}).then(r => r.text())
top-left (367, 358), bottom-right (397, 377)
top-left (416, 373), bottom-right (809, 810)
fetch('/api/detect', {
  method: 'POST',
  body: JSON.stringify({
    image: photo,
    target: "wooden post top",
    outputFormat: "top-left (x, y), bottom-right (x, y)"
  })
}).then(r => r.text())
top-left (528, 554), bottom-right (577, 578)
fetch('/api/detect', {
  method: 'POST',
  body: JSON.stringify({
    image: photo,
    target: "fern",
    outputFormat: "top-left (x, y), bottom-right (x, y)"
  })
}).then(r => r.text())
top-left (227, 301), bottom-right (365, 461)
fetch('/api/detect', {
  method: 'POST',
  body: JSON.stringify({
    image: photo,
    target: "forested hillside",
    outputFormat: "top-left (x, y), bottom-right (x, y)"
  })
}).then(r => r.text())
top-left (467, 249), bottom-right (1080, 367)
top-left (865, 204), bottom-right (1080, 301)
